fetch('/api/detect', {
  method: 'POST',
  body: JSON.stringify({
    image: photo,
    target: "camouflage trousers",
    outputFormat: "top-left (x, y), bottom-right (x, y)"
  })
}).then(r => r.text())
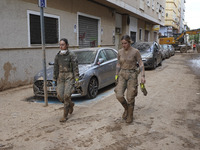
top-left (56, 72), bottom-right (74, 106)
top-left (114, 69), bottom-right (138, 104)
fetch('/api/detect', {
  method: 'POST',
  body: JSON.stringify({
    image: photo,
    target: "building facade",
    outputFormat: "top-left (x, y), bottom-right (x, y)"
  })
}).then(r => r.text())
top-left (160, 0), bottom-right (186, 37)
top-left (0, 0), bottom-right (165, 90)
top-left (179, 0), bottom-right (186, 33)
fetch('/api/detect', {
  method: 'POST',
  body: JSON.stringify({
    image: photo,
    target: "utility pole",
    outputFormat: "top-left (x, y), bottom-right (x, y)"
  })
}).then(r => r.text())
top-left (38, 0), bottom-right (48, 106)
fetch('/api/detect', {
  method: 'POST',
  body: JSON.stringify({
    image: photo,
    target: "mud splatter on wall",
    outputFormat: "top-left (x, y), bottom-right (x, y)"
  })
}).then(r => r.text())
top-left (0, 62), bottom-right (28, 91)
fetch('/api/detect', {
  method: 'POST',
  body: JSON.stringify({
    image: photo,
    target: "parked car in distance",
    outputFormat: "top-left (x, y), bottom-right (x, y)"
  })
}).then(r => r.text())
top-left (159, 44), bottom-right (166, 60)
top-left (160, 44), bottom-right (170, 59)
top-left (168, 44), bottom-right (175, 56)
top-left (132, 42), bottom-right (162, 69)
top-left (33, 47), bottom-right (118, 99)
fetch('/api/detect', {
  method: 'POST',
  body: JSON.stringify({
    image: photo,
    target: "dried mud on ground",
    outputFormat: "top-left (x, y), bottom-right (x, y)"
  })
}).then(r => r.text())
top-left (0, 53), bottom-right (200, 150)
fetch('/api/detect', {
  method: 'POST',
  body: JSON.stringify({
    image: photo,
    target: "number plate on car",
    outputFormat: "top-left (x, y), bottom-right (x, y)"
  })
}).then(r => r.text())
top-left (47, 87), bottom-right (56, 91)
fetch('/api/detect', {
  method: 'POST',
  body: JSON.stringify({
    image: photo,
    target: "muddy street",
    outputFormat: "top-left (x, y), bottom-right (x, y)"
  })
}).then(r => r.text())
top-left (0, 53), bottom-right (200, 150)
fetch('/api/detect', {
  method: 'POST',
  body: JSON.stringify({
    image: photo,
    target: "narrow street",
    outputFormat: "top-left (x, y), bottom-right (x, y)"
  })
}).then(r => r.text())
top-left (0, 53), bottom-right (200, 150)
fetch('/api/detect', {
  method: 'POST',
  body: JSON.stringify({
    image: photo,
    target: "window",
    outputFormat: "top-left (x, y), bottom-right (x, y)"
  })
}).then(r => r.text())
top-left (139, 29), bottom-right (142, 41)
top-left (161, 7), bottom-right (164, 17)
top-left (156, 2), bottom-right (159, 13)
top-left (98, 50), bottom-right (107, 62)
top-left (104, 49), bottom-right (117, 60)
top-left (27, 10), bottom-right (60, 46)
top-left (152, 0), bottom-right (155, 10)
top-left (144, 30), bottom-right (149, 42)
top-left (130, 31), bottom-right (136, 43)
top-left (146, 0), bottom-right (150, 7)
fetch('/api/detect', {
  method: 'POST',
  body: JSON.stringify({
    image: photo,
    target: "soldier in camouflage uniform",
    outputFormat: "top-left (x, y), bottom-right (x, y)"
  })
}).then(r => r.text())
top-left (114, 35), bottom-right (146, 123)
top-left (53, 38), bottom-right (79, 122)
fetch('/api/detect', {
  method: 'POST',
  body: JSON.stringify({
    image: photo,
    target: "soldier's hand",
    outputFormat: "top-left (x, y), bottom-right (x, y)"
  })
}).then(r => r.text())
top-left (115, 75), bottom-right (118, 85)
top-left (75, 78), bottom-right (81, 88)
top-left (140, 83), bottom-right (147, 96)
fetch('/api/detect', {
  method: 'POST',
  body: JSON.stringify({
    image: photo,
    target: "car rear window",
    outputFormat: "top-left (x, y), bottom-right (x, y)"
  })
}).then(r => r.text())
top-left (132, 42), bottom-right (152, 52)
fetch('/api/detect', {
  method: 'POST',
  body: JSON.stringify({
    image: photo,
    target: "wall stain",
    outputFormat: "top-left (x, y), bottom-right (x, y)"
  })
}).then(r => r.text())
top-left (0, 62), bottom-right (29, 91)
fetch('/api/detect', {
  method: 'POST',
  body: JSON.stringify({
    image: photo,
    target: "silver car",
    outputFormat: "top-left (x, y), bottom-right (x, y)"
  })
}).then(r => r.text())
top-left (160, 44), bottom-right (170, 59)
top-left (33, 47), bottom-right (118, 99)
top-left (132, 42), bottom-right (162, 69)
top-left (168, 44), bottom-right (175, 56)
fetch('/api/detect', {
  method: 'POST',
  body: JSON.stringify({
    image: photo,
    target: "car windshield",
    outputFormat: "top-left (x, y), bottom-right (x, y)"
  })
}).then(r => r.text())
top-left (74, 51), bottom-right (97, 64)
top-left (161, 44), bottom-right (168, 49)
top-left (132, 42), bottom-right (152, 53)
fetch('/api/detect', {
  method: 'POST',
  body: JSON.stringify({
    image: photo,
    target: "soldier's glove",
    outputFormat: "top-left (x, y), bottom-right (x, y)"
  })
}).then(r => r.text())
top-left (74, 78), bottom-right (82, 93)
top-left (115, 75), bottom-right (118, 85)
top-left (140, 83), bottom-right (147, 96)
top-left (75, 78), bottom-right (81, 89)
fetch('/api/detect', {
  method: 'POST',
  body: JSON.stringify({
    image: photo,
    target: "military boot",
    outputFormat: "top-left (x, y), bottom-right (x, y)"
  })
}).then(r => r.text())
top-left (60, 104), bottom-right (69, 122)
top-left (120, 100), bottom-right (128, 120)
top-left (69, 101), bottom-right (74, 114)
top-left (126, 102), bottom-right (135, 123)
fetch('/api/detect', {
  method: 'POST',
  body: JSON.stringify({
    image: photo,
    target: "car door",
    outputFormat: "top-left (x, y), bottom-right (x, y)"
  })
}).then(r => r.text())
top-left (103, 49), bottom-right (117, 85)
top-left (96, 49), bottom-right (117, 88)
top-left (96, 49), bottom-right (110, 88)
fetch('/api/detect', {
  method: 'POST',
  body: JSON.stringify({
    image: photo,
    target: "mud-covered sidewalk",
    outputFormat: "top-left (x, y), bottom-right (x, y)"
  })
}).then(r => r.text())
top-left (0, 53), bottom-right (200, 150)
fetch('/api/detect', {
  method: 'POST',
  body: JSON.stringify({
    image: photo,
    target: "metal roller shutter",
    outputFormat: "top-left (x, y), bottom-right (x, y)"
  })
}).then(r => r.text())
top-left (79, 15), bottom-right (98, 48)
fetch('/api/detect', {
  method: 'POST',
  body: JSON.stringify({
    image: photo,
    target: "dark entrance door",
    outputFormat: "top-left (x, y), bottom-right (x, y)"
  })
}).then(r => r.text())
top-left (130, 31), bottom-right (136, 44)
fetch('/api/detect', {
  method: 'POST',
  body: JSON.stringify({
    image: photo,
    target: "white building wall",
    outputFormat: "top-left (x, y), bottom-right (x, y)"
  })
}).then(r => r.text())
top-left (0, 0), bottom-right (115, 90)
top-left (0, 0), bottom-right (166, 90)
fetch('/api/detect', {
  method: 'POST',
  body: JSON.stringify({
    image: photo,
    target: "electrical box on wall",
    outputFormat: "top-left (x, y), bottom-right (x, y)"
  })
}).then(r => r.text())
top-left (115, 27), bottom-right (121, 34)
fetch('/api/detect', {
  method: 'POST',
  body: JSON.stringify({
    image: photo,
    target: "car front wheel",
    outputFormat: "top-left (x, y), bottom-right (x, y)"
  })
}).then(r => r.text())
top-left (87, 77), bottom-right (98, 99)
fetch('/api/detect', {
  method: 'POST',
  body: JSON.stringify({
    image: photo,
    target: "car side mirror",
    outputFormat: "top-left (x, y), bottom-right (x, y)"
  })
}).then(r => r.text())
top-left (97, 58), bottom-right (104, 65)
top-left (49, 62), bottom-right (54, 65)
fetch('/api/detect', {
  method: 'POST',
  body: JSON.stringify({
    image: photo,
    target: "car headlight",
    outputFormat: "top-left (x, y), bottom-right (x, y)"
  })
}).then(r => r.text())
top-left (79, 73), bottom-right (85, 80)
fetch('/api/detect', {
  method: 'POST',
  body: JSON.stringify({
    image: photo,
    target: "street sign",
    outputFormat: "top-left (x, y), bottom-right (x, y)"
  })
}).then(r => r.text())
top-left (38, 0), bottom-right (48, 106)
top-left (38, 0), bottom-right (47, 8)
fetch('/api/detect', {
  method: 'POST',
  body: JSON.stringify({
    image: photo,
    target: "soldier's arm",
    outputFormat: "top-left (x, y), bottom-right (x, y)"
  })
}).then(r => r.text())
top-left (137, 51), bottom-right (145, 83)
top-left (139, 59), bottom-right (145, 78)
top-left (116, 53), bottom-right (121, 75)
top-left (53, 55), bottom-right (59, 81)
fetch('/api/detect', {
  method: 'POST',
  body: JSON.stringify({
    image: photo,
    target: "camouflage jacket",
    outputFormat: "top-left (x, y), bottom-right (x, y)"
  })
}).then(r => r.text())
top-left (53, 50), bottom-right (79, 81)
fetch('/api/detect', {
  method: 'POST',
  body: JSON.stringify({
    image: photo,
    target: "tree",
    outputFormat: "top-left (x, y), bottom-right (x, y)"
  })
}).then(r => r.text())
top-left (189, 34), bottom-right (199, 44)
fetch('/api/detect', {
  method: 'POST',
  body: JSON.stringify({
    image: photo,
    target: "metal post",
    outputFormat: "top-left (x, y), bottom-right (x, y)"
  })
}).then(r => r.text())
top-left (40, 7), bottom-right (48, 106)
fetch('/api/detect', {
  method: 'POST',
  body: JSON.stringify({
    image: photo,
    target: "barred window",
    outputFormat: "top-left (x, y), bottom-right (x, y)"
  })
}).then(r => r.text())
top-left (28, 11), bottom-right (59, 45)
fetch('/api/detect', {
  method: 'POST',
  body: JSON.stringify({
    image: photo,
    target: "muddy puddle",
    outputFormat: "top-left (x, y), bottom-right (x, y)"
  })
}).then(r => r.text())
top-left (188, 54), bottom-right (200, 77)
